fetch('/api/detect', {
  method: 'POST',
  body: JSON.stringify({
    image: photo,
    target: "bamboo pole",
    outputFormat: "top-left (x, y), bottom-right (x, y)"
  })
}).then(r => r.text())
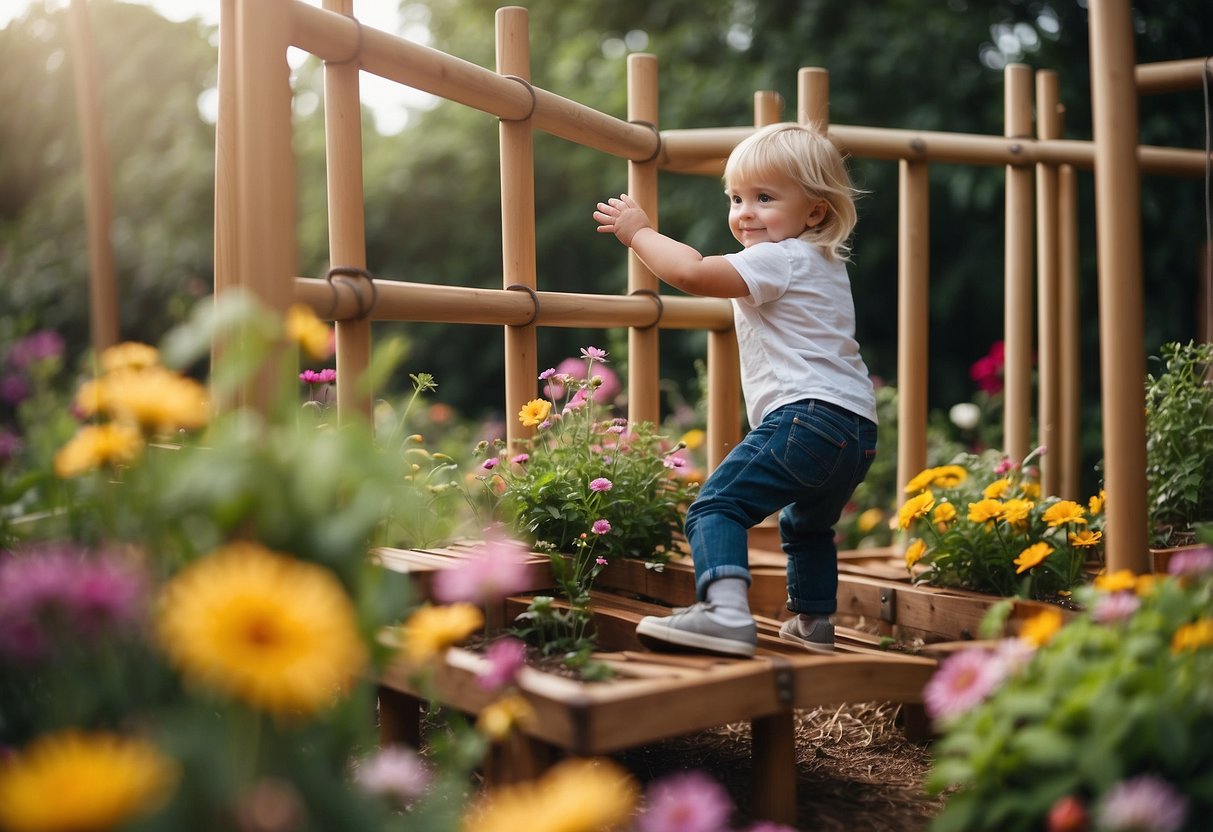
top-left (897, 159), bottom-right (929, 496)
top-left (1089, 0), bottom-right (1149, 573)
top-left (1059, 162), bottom-right (1082, 500)
top-left (233, 0), bottom-right (297, 411)
top-left (497, 6), bottom-right (538, 453)
top-left (657, 125), bottom-right (1207, 179)
top-left (289, 1), bottom-right (658, 163)
top-left (293, 279), bottom-right (732, 331)
top-left (67, 0), bottom-right (119, 356)
top-left (753, 90), bottom-right (783, 127)
top-left (1035, 71), bottom-right (1061, 494)
top-left (323, 0), bottom-right (372, 423)
top-left (627, 53), bottom-right (661, 427)
top-left (1003, 63), bottom-right (1034, 465)
top-left (1136, 58), bottom-right (1212, 95)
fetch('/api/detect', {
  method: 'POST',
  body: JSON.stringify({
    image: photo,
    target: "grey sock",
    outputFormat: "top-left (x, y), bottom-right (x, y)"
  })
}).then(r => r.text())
top-left (706, 578), bottom-right (753, 627)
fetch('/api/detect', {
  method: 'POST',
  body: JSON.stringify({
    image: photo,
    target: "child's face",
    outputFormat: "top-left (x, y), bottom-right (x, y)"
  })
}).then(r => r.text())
top-left (726, 176), bottom-right (825, 248)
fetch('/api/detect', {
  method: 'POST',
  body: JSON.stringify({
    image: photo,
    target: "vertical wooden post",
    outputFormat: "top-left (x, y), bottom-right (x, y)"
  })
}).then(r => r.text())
top-left (753, 90), bottom-right (783, 127)
top-left (797, 67), bottom-right (829, 131)
top-left (232, 0), bottom-right (297, 411)
top-left (897, 160), bottom-right (930, 494)
top-left (751, 711), bottom-right (797, 826)
top-left (324, 0), bottom-right (372, 422)
top-left (214, 0), bottom-right (237, 300)
top-left (1035, 71), bottom-right (1061, 494)
top-left (1089, 0), bottom-right (1149, 573)
top-left (706, 329), bottom-right (740, 472)
top-left (497, 6), bottom-right (538, 452)
top-left (627, 53), bottom-right (661, 427)
top-left (67, 0), bottom-right (119, 356)
top-left (1004, 63), bottom-right (1035, 464)
top-left (1058, 162), bottom-right (1082, 500)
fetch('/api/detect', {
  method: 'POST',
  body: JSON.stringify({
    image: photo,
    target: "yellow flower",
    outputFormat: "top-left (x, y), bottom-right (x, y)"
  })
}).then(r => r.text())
top-left (931, 502), bottom-right (957, 530)
top-left (1042, 500), bottom-right (1087, 527)
top-left (904, 539), bottom-right (927, 569)
top-left (1001, 498), bottom-right (1034, 527)
top-left (897, 491), bottom-right (936, 529)
top-left (1021, 482), bottom-right (1041, 499)
top-left (0, 730), bottom-right (178, 832)
top-left (285, 304), bottom-right (333, 361)
top-left (77, 368), bottom-right (210, 434)
top-left (99, 341), bottom-right (160, 373)
top-left (53, 422), bottom-right (144, 478)
top-left (156, 542), bottom-right (367, 717)
top-left (982, 478), bottom-right (1011, 499)
top-left (967, 498), bottom-right (1005, 524)
top-left (1088, 490), bottom-right (1105, 515)
top-left (1172, 619), bottom-right (1213, 653)
top-left (1135, 574), bottom-right (1159, 597)
top-left (462, 758), bottom-right (638, 832)
top-left (1094, 569), bottom-right (1138, 593)
top-left (857, 507), bottom-right (885, 534)
top-left (932, 465), bottom-right (968, 488)
top-left (679, 428), bottom-right (706, 450)
top-left (477, 694), bottom-right (536, 741)
top-left (1014, 542), bottom-right (1054, 574)
top-left (1068, 529), bottom-right (1103, 548)
top-left (1019, 607), bottom-right (1065, 647)
top-left (903, 467), bottom-right (937, 494)
top-left (398, 603), bottom-right (484, 665)
top-left (518, 398), bottom-right (552, 428)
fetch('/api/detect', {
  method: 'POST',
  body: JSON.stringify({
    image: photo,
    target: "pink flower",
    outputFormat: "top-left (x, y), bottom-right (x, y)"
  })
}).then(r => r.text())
top-left (431, 538), bottom-right (534, 605)
top-left (511, 453), bottom-right (529, 465)
top-left (1046, 795), bottom-right (1089, 832)
top-left (589, 477), bottom-right (613, 492)
top-left (1091, 591), bottom-right (1141, 624)
top-left (636, 770), bottom-right (733, 832)
top-left (356, 745), bottom-right (433, 804)
top-left (1168, 546), bottom-right (1213, 577)
top-left (539, 368), bottom-right (556, 380)
top-left (1096, 775), bottom-right (1188, 832)
top-left (299, 368), bottom-right (336, 384)
top-left (482, 458), bottom-right (499, 470)
top-left (563, 388), bottom-right (590, 412)
top-left (592, 519), bottom-right (611, 535)
top-left (6, 330), bottom-right (64, 371)
top-left (476, 637), bottom-right (527, 691)
top-left (607, 424), bottom-right (626, 434)
top-left (993, 457), bottom-right (1016, 475)
top-left (970, 340), bottom-right (1005, 394)
top-left (580, 346), bottom-right (609, 363)
top-left (595, 557), bottom-right (608, 566)
top-left (923, 647), bottom-right (1006, 722)
top-left (663, 454), bottom-right (687, 470)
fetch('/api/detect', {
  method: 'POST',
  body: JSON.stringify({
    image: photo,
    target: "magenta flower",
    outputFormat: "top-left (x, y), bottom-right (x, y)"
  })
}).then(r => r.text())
top-left (1095, 775), bottom-right (1188, 832)
top-left (563, 388), bottom-right (590, 413)
top-left (589, 477), bottom-right (613, 492)
top-left (6, 330), bottom-right (65, 371)
top-left (476, 637), bottom-right (527, 692)
top-left (511, 453), bottom-right (529, 465)
top-left (299, 368), bottom-right (337, 384)
top-left (538, 368), bottom-right (556, 380)
top-left (1091, 591), bottom-right (1141, 624)
top-left (923, 647), bottom-right (1006, 722)
top-left (0, 428), bottom-right (21, 464)
top-left (1168, 546), bottom-right (1213, 577)
top-left (993, 457), bottom-right (1016, 476)
top-left (595, 557), bottom-right (608, 566)
top-left (591, 519), bottom-right (612, 535)
top-left (580, 346), bottom-right (609, 363)
top-left (356, 745), bottom-right (433, 804)
top-left (482, 458), bottom-right (499, 470)
top-left (431, 538), bottom-right (534, 605)
top-left (636, 770), bottom-right (733, 832)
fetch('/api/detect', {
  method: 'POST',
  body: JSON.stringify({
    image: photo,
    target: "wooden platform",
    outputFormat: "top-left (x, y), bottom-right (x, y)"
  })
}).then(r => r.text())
top-left (373, 543), bottom-right (945, 826)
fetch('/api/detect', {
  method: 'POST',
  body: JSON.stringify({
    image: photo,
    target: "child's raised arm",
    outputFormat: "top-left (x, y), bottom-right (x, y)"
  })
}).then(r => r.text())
top-left (593, 194), bottom-right (748, 299)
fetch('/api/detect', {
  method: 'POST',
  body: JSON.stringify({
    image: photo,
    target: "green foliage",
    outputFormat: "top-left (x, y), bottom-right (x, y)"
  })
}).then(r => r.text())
top-left (1145, 341), bottom-right (1213, 547)
top-left (927, 566), bottom-right (1213, 832)
top-left (899, 449), bottom-right (1104, 600)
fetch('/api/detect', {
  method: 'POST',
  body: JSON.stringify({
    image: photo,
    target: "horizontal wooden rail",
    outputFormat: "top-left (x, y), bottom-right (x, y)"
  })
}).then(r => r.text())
top-left (1136, 57), bottom-right (1211, 95)
top-left (289, 1), bottom-right (659, 162)
top-left (294, 277), bottom-right (733, 330)
top-left (659, 124), bottom-right (1208, 178)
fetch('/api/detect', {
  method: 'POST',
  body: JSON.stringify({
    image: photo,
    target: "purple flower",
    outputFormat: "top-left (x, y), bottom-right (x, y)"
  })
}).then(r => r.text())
top-left (0, 428), bottom-right (22, 464)
top-left (299, 368), bottom-right (337, 384)
top-left (538, 368), bottom-right (556, 381)
top-left (636, 770), bottom-right (733, 832)
top-left (1091, 591), bottom-right (1141, 624)
top-left (537, 419), bottom-right (552, 431)
top-left (431, 537), bottom-right (534, 605)
top-left (0, 374), bottom-right (29, 406)
top-left (6, 330), bottom-right (64, 371)
top-left (356, 745), bottom-right (433, 804)
top-left (1168, 546), bottom-right (1213, 578)
top-left (482, 458), bottom-right (499, 470)
top-left (1096, 775), bottom-right (1188, 832)
top-left (607, 424), bottom-right (626, 434)
top-left (511, 453), bottom-right (529, 465)
top-left (476, 637), bottom-right (527, 692)
top-left (580, 346), bottom-right (608, 363)
top-left (589, 477), bottom-right (613, 492)
top-left (923, 647), bottom-right (1006, 722)
top-left (591, 519), bottom-right (611, 535)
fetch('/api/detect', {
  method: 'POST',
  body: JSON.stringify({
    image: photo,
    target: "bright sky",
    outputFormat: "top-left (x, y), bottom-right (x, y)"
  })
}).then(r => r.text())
top-left (0, 0), bottom-right (437, 133)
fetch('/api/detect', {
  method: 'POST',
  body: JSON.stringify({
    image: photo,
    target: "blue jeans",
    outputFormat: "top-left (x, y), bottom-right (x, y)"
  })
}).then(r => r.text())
top-left (684, 399), bottom-right (878, 615)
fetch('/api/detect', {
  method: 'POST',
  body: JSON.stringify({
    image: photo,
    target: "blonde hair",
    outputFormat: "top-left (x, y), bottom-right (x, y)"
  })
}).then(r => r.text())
top-left (723, 122), bottom-right (859, 261)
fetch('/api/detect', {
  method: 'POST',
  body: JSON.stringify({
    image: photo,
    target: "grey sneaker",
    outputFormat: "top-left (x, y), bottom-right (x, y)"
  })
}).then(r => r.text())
top-left (636, 603), bottom-right (757, 658)
top-left (779, 616), bottom-right (835, 654)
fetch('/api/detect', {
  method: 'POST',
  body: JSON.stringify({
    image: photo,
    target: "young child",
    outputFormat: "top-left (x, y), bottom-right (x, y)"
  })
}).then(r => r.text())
top-left (592, 122), bottom-right (878, 658)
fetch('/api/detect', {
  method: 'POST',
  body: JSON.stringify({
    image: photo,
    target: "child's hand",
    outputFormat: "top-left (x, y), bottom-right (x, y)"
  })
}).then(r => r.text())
top-left (593, 194), bottom-right (651, 247)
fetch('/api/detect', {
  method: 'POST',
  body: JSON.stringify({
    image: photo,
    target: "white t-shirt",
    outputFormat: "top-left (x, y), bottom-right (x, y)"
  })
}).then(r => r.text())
top-left (723, 238), bottom-right (877, 427)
